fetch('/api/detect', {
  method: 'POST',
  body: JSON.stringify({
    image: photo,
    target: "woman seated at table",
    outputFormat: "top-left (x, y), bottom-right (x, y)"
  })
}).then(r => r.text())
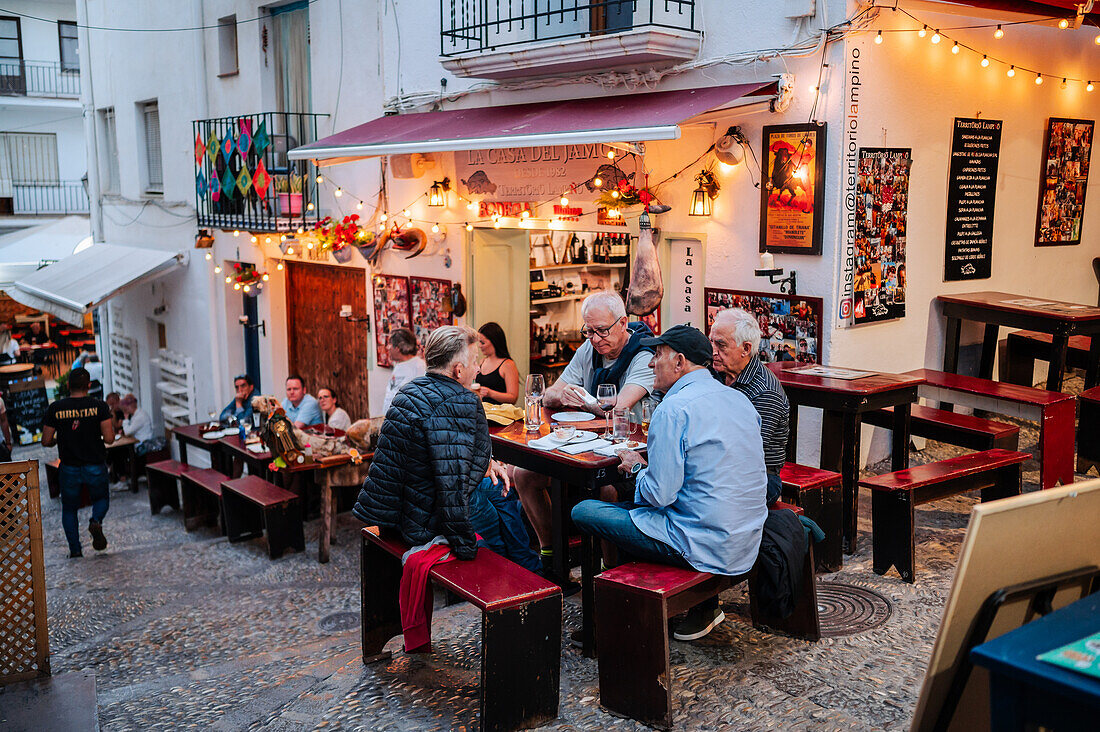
top-left (475, 322), bottom-right (519, 405)
top-left (317, 386), bottom-right (352, 430)
top-left (0, 326), bottom-right (20, 364)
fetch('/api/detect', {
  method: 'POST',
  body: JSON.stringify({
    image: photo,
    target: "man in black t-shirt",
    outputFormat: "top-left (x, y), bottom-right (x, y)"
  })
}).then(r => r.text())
top-left (43, 368), bottom-right (115, 558)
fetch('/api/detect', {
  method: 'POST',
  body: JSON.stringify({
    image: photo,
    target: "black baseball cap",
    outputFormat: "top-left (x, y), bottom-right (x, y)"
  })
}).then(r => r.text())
top-left (640, 324), bottom-right (713, 366)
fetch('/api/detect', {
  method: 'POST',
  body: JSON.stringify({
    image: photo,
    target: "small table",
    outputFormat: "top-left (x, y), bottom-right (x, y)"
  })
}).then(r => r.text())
top-left (106, 435), bottom-right (139, 492)
top-left (491, 410), bottom-right (646, 657)
top-left (971, 592), bottom-right (1100, 730)
top-left (769, 362), bottom-right (925, 562)
top-left (280, 453), bottom-right (356, 563)
top-left (172, 424), bottom-right (230, 473)
top-left (938, 291), bottom-right (1100, 392)
top-left (218, 434), bottom-right (272, 480)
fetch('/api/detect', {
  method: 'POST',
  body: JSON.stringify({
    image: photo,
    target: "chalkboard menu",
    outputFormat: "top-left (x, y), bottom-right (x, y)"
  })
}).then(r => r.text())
top-left (8, 378), bottom-right (49, 445)
top-left (944, 117), bottom-right (1002, 281)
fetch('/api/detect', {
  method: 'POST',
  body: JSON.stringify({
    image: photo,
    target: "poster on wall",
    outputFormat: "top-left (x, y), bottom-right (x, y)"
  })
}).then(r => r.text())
top-left (1035, 117), bottom-right (1093, 247)
top-left (759, 123), bottom-right (826, 255)
top-left (704, 288), bottom-right (823, 365)
top-left (409, 276), bottom-right (454, 350)
top-left (944, 117), bottom-right (1002, 281)
top-left (372, 274), bottom-right (410, 368)
top-left (853, 147), bottom-right (911, 325)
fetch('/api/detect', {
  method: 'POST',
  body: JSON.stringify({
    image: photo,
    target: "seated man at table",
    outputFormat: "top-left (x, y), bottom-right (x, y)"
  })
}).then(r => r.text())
top-left (25, 321), bottom-right (49, 345)
top-left (119, 393), bottom-right (164, 464)
top-left (281, 374), bottom-right (323, 429)
top-left (381, 328), bottom-right (425, 415)
top-left (353, 325), bottom-right (540, 573)
top-left (219, 374), bottom-right (255, 424)
top-left (709, 308), bottom-right (790, 505)
top-left (571, 325), bottom-right (768, 641)
top-left (513, 291), bottom-right (654, 584)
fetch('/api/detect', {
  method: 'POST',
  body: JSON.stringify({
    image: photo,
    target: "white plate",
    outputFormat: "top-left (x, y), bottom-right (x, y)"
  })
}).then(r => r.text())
top-left (551, 411), bottom-right (596, 423)
top-left (202, 430), bottom-right (225, 439)
top-left (246, 443), bottom-right (267, 454)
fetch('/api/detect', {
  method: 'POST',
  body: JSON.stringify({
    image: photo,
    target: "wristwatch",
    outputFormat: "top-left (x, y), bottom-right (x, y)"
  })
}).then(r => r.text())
top-left (629, 461), bottom-right (643, 476)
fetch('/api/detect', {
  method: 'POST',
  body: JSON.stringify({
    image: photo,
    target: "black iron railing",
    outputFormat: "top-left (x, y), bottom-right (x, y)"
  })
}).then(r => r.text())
top-left (441, 0), bottom-right (697, 56)
top-left (193, 112), bottom-right (324, 233)
top-left (11, 181), bottom-right (89, 215)
top-left (0, 60), bottom-right (80, 98)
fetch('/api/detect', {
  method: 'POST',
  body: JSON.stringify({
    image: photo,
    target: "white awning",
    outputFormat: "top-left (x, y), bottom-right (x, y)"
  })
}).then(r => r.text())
top-left (5, 243), bottom-right (185, 326)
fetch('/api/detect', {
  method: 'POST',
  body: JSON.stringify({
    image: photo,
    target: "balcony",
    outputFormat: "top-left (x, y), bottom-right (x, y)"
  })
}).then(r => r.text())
top-left (0, 61), bottom-right (80, 99)
top-left (193, 112), bottom-right (324, 234)
top-left (3, 181), bottom-right (89, 215)
top-left (440, 0), bottom-right (700, 80)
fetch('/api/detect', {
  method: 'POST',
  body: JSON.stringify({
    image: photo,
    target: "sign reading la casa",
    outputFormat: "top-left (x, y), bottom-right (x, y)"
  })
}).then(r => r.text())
top-left (456, 143), bottom-right (632, 202)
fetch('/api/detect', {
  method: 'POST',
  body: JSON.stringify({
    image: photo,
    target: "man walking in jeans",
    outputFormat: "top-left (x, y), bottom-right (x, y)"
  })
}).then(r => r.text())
top-left (43, 367), bottom-right (115, 557)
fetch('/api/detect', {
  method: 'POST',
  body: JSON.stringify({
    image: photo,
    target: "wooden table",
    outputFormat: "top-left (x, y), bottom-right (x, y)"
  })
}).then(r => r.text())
top-left (172, 424), bottom-right (231, 473)
top-left (491, 410), bottom-right (646, 657)
top-left (769, 362), bottom-right (925, 561)
top-left (106, 435), bottom-right (139, 492)
top-left (218, 434), bottom-right (272, 480)
top-left (281, 453), bottom-right (356, 564)
top-left (938, 291), bottom-right (1100, 392)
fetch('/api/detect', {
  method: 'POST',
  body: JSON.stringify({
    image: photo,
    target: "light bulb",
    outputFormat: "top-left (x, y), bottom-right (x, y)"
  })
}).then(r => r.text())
top-left (918, 25), bottom-right (927, 38)
top-left (306, 242), bottom-right (313, 250)
top-left (233, 283), bottom-right (241, 290)
top-left (931, 31), bottom-right (941, 44)
top-left (493, 219), bottom-right (501, 229)
top-left (402, 209), bottom-right (410, 217)
top-left (994, 25), bottom-right (1004, 39)
top-left (560, 196), bottom-right (569, 206)
top-left (1035, 73), bottom-right (1043, 85)
top-left (491, 213), bottom-right (500, 221)
top-left (951, 42), bottom-right (959, 54)
top-left (465, 223), bottom-right (473, 231)
top-left (520, 210), bottom-right (530, 218)
top-left (431, 223), bottom-right (440, 233)
top-left (233, 230), bottom-right (240, 237)
top-left (380, 213), bottom-right (387, 222)
top-left (225, 276), bottom-right (232, 283)
top-left (251, 235), bottom-right (257, 243)
top-left (334, 187), bottom-right (343, 197)
top-left (1007, 65), bottom-right (1016, 77)
top-left (875, 31), bottom-right (883, 45)
top-left (243, 285), bottom-right (250, 293)
top-left (262, 273), bottom-right (269, 281)
top-left (276, 261), bottom-right (283, 271)
top-left (265, 237), bottom-right (272, 244)
top-left (808, 84), bottom-right (818, 93)
top-left (1095, 33), bottom-right (1100, 45)
top-left (1088, 81), bottom-right (1095, 92)
top-left (280, 235), bottom-right (286, 242)
top-left (204, 251), bottom-right (212, 261)
top-left (611, 190), bottom-right (619, 199)
top-left (306, 202), bottom-right (314, 211)
top-left (214, 265), bottom-right (222, 273)
top-left (296, 227), bottom-right (304, 234)
top-left (466, 201), bottom-right (477, 211)
top-left (1058, 18), bottom-right (1069, 29)
top-left (356, 201), bottom-right (363, 210)
top-left (286, 247), bottom-right (294, 255)
top-left (981, 55), bottom-right (989, 67)
top-left (607, 149), bottom-right (615, 159)
top-left (315, 174), bottom-right (324, 184)
top-left (1061, 78), bottom-right (1068, 90)
top-left (593, 177), bottom-right (603, 187)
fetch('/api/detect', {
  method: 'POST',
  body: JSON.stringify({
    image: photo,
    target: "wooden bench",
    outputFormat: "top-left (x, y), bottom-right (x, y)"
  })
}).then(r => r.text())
top-left (863, 403), bottom-right (1020, 452)
top-left (861, 449), bottom-right (1028, 583)
top-left (145, 459), bottom-right (185, 515)
top-left (593, 502), bottom-right (819, 729)
top-left (180, 467), bottom-right (228, 532)
top-left (361, 527), bottom-right (562, 731)
top-left (1077, 386), bottom-right (1100, 476)
top-left (779, 462), bottom-right (842, 572)
top-left (1002, 330), bottom-right (1092, 387)
top-left (904, 368), bottom-right (1075, 490)
top-left (221, 475), bottom-right (304, 559)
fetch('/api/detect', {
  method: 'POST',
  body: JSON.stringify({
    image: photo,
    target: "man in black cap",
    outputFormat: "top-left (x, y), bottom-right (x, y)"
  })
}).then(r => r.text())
top-left (571, 324), bottom-right (768, 641)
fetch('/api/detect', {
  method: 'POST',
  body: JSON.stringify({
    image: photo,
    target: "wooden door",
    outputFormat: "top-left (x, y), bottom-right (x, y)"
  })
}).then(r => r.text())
top-left (469, 228), bottom-right (529, 403)
top-left (285, 261), bottom-right (369, 421)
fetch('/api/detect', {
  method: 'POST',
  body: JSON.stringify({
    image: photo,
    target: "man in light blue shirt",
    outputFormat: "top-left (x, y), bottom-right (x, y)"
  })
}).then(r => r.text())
top-left (281, 374), bottom-right (323, 428)
top-left (572, 324), bottom-right (768, 641)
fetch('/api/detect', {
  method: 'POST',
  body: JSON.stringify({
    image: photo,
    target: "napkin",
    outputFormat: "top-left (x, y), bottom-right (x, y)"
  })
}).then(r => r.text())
top-left (526, 434), bottom-right (564, 451)
top-left (559, 438), bottom-right (613, 455)
top-left (592, 441), bottom-right (643, 457)
top-left (483, 403), bottom-right (525, 425)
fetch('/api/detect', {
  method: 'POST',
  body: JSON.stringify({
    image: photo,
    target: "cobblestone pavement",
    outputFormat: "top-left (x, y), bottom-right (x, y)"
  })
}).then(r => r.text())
top-left (23, 375), bottom-right (1093, 730)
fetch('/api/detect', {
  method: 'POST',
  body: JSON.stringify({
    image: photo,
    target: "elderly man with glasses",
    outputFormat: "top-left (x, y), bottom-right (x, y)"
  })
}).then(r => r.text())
top-left (512, 291), bottom-right (655, 589)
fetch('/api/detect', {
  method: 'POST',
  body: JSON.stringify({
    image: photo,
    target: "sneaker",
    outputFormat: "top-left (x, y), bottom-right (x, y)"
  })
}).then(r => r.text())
top-left (69, 549), bottom-right (83, 558)
top-left (672, 604), bottom-right (726, 641)
top-left (569, 629), bottom-right (585, 649)
top-left (88, 521), bottom-right (107, 551)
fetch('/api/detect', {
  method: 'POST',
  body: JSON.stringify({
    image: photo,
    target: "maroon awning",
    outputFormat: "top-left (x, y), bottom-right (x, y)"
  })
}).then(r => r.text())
top-left (289, 82), bottom-right (776, 165)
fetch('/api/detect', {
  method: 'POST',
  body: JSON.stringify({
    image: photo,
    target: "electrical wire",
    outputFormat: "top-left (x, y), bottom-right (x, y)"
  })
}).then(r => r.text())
top-left (0, 1), bottom-right (321, 33)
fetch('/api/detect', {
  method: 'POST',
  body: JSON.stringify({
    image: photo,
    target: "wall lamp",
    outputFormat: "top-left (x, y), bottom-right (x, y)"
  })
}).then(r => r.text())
top-left (754, 253), bottom-right (797, 295)
top-left (428, 177), bottom-right (451, 207)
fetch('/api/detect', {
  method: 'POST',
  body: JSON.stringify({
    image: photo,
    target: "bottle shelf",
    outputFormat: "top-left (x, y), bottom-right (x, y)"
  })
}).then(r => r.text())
top-left (530, 262), bottom-right (627, 272)
top-left (531, 293), bottom-right (586, 304)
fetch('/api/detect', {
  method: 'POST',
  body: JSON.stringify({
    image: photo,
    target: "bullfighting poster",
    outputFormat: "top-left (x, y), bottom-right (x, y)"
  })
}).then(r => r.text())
top-left (759, 123), bottom-right (826, 255)
top-left (853, 147), bottom-right (911, 325)
top-left (1035, 117), bottom-right (1093, 246)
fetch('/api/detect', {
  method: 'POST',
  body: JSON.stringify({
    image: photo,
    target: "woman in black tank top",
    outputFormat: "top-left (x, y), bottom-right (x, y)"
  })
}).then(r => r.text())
top-left (475, 322), bottom-right (519, 405)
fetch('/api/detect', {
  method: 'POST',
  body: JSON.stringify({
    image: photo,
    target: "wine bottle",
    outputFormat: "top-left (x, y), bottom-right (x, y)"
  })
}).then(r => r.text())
top-left (577, 237), bottom-right (588, 264)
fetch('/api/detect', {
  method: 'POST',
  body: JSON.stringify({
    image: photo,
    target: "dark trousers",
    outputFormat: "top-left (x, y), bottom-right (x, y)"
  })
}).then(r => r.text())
top-left (469, 477), bottom-right (541, 574)
top-left (59, 463), bottom-right (109, 554)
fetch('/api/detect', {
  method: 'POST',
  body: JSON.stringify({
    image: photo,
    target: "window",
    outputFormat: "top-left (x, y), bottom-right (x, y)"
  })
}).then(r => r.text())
top-left (58, 21), bottom-right (78, 73)
top-left (99, 107), bottom-right (119, 193)
top-left (141, 101), bottom-right (162, 193)
top-left (0, 132), bottom-right (59, 183)
top-left (217, 15), bottom-right (237, 76)
top-left (0, 16), bottom-right (23, 94)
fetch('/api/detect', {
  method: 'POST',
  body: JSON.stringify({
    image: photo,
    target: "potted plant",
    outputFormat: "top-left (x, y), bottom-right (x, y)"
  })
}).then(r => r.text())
top-left (314, 215), bottom-right (362, 263)
top-left (275, 173), bottom-right (303, 215)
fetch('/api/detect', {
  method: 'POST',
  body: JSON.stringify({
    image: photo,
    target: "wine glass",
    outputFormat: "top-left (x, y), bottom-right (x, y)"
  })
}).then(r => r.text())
top-left (597, 383), bottom-right (617, 439)
top-left (525, 374), bottom-right (546, 432)
top-left (640, 398), bottom-right (653, 437)
top-left (526, 373), bottom-right (545, 399)
top-left (207, 411), bottom-right (218, 429)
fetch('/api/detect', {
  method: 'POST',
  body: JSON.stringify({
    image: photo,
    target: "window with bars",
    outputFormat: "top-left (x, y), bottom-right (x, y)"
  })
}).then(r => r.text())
top-left (58, 21), bottom-right (78, 72)
top-left (0, 132), bottom-right (59, 184)
top-left (100, 107), bottom-right (118, 193)
top-left (141, 101), bottom-right (162, 193)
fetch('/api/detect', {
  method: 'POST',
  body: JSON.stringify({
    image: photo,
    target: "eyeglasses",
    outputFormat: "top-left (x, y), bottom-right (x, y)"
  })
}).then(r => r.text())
top-left (580, 321), bottom-right (620, 339)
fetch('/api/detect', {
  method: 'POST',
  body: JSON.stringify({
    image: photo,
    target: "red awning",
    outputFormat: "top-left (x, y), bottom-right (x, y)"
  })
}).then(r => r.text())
top-left (289, 82), bottom-right (776, 164)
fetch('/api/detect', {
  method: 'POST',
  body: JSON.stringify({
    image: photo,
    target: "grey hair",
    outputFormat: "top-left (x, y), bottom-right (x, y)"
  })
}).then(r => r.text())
top-left (713, 308), bottom-right (762, 356)
top-left (425, 325), bottom-right (478, 373)
top-left (388, 327), bottom-right (419, 356)
top-left (581, 291), bottom-right (626, 321)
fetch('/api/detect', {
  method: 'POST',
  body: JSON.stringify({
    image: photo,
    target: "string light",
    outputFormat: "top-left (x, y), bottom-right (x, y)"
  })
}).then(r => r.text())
top-left (560, 195), bottom-right (569, 206)
top-left (243, 284), bottom-right (251, 293)
top-left (296, 227), bottom-right (304, 234)
top-left (214, 265), bottom-right (222, 273)
top-left (1007, 65), bottom-right (1016, 77)
top-left (521, 210), bottom-right (531, 218)
top-left (465, 222), bottom-right (473, 231)
top-left (402, 208), bottom-right (410, 217)
top-left (1035, 73), bottom-right (1043, 85)
top-left (265, 236), bottom-right (272, 244)
top-left (431, 223), bottom-right (440, 233)
top-left (204, 251), bottom-right (212, 261)
top-left (250, 235), bottom-right (257, 243)
top-left (276, 261), bottom-right (284, 271)
top-left (232, 230), bottom-right (240, 237)
top-left (1061, 78), bottom-right (1068, 90)
top-left (951, 41), bottom-right (960, 54)
top-left (380, 213), bottom-right (387, 222)
top-left (356, 200), bottom-right (363, 210)
top-left (225, 276), bottom-right (232, 283)
top-left (875, 30), bottom-right (883, 44)
top-left (981, 55), bottom-right (989, 67)
top-left (593, 176), bottom-right (603, 187)
top-left (918, 25), bottom-right (927, 38)
top-left (1088, 81), bottom-right (1095, 92)
top-left (262, 273), bottom-right (269, 281)
top-left (286, 246), bottom-right (294, 255)
top-left (466, 201), bottom-right (477, 211)
top-left (1095, 33), bottom-right (1100, 45)
top-left (931, 30), bottom-right (941, 44)
top-left (306, 202), bottom-right (314, 211)
top-left (334, 187), bottom-right (343, 197)
top-left (233, 282), bottom-right (241, 290)
top-left (279, 235), bottom-right (286, 241)
top-left (994, 25), bottom-right (1004, 39)
top-left (315, 174), bottom-right (324, 184)
top-left (611, 190), bottom-right (620, 199)
top-left (493, 219), bottom-right (502, 228)
top-left (607, 149), bottom-right (616, 159)
top-left (1058, 18), bottom-right (1069, 30)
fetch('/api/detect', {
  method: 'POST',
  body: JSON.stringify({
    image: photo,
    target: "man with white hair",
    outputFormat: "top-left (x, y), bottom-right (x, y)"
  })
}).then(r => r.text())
top-left (353, 325), bottom-right (540, 573)
top-left (513, 291), bottom-right (655, 587)
top-left (709, 308), bottom-right (790, 505)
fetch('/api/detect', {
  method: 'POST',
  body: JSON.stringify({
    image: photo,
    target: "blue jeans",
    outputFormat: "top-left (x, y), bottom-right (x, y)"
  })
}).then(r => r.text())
top-left (59, 463), bottom-right (109, 555)
top-left (468, 477), bottom-right (541, 574)
top-left (570, 500), bottom-right (692, 569)
top-left (766, 472), bottom-right (782, 506)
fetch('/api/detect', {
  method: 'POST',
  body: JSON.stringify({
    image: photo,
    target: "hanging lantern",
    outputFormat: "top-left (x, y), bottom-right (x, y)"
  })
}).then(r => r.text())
top-left (689, 169), bottom-right (719, 217)
top-left (428, 177), bottom-right (451, 207)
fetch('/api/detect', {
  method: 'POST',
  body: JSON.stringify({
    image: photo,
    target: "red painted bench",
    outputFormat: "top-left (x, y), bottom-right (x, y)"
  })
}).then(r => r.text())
top-left (780, 462), bottom-right (842, 572)
top-left (221, 475), bottom-right (304, 559)
top-left (145, 459), bottom-right (186, 515)
top-left (860, 449), bottom-right (1028, 583)
top-left (593, 502), bottom-right (819, 728)
top-left (904, 368), bottom-right (1075, 490)
top-left (1077, 386), bottom-right (1100, 476)
top-left (863, 404), bottom-right (1020, 451)
top-left (1002, 330), bottom-right (1091, 387)
top-left (360, 527), bottom-right (562, 731)
top-left (179, 467), bottom-right (228, 532)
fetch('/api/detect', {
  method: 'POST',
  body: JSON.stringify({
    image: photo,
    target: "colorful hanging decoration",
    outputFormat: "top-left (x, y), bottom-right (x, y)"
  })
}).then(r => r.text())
top-left (208, 174), bottom-right (221, 202)
top-left (194, 134), bottom-right (206, 165)
top-left (220, 167), bottom-right (237, 198)
top-left (238, 117), bottom-right (253, 138)
top-left (206, 130), bottom-right (219, 165)
top-left (236, 126), bottom-right (252, 158)
top-left (252, 158), bottom-right (272, 198)
top-left (236, 166), bottom-right (253, 197)
top-left (253, 119), bottom-right (271, 156)
top-left (224, 261), bottom-right (268, 294)
top-left (221, 133), bottom-right (236, 163)
top-left (195, 171), bottom-right (207, 199)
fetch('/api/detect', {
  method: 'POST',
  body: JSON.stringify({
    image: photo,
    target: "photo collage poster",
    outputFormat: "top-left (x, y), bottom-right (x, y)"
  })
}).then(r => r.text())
top-left (704, 288), bottom-right (823, 365)
top-left (854, 148), bottom-right (912, 325)
top-left (409, 276), bottom-right (455, 351)
top-left (1035, 117), bottom-right (1093, 246)
top-left (372, 274), bottom-right (411, 368)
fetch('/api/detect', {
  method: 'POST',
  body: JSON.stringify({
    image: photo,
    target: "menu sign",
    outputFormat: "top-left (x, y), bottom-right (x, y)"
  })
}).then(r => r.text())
top-left (944, 117), bottom-right (1002, 281)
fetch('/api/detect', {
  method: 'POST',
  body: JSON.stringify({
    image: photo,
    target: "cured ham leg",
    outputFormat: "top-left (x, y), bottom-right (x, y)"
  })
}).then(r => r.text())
top-left (626, 214), bottom-right (662, 316)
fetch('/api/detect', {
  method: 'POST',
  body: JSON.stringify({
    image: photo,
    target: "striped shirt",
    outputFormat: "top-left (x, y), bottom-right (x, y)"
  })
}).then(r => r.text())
top-left (722, 356), bottom-right (789, 474)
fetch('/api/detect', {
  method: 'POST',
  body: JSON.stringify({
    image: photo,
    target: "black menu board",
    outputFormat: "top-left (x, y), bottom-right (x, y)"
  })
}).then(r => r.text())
top-left (8, 378), bottom-right (49, 445)
top-left (944, 117), bottom-right (1002, 280)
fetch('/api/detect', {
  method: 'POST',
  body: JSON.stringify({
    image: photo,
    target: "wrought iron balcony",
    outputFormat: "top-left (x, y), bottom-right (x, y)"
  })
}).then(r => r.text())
top-left (8, 180), bottom-right (89, 215)
top-left (0, 60), bottom-right (80, 99)
top-left (441, 1), bottom-right (700, 79)
top-left (193, 112), bottom-right (324, 234)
